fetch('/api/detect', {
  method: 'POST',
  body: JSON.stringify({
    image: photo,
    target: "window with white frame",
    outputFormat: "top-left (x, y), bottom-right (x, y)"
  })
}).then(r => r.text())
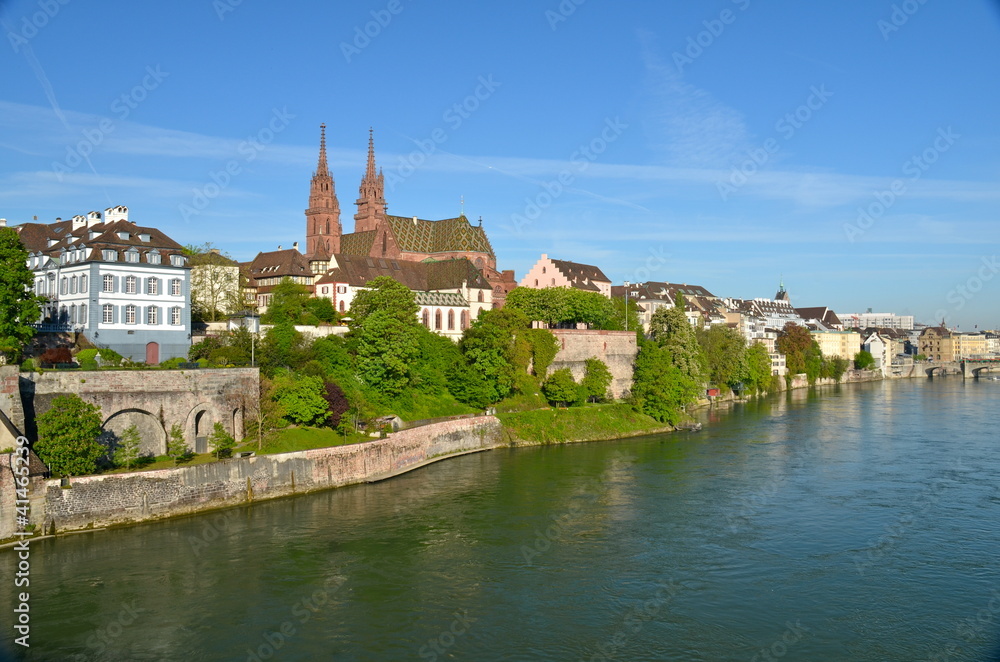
top-left (60, 277), bottom-right (68, 295)
top-left (147, 306), bottom-right (158, 325)
top-left (103, 275), bottom-right (114, 292)
top-left (103, 249), bottom-right (117, 261)
top-left (170, 306), bottom-right (181, 325)
top-left (147, 252), bottom-right (161, 265)
top-left (125, 276), bottom-right (137, 294)
top-left (125, 304), bottom-right (136, 324)
top-left (170, 255), bottom-right (185, 267)
top-left (79, 304), bottom-right (86, 322)
top-left (102, 304), bottom-right (113, 323)
top-left (80, 275), bottom-right (88, 291)
top-left (147, 278), bottom-right (158, 295)
top-left (171, 279), bottom-right (181, 296)
top-left (126, 250), bottom-right (139, 263)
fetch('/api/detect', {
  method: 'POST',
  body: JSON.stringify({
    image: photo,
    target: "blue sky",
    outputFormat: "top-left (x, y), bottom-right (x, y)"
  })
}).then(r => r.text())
top-left (1, 0), bottom-right (999, 328)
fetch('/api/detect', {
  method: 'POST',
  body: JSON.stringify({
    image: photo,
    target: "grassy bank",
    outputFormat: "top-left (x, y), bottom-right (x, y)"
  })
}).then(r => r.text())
top-left (497, 403), bottom-right (672, 445)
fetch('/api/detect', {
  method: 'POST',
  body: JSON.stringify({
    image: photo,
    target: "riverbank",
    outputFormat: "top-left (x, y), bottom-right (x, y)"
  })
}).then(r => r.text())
top-left (0, 369), bottom-right (908, 545)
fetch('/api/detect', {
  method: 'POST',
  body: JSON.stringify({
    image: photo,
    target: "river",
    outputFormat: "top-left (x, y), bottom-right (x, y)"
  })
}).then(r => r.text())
top-left (3, 378), bottom-right (1000, 661)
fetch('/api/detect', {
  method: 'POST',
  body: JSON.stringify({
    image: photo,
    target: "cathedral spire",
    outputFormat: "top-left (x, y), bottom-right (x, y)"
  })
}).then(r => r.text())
top-left (316, 123), bottom-right (329, 177)
top-left (355, 128), bottom-right (386, 233)
top-left (305, 123), bottom-right (340, 257)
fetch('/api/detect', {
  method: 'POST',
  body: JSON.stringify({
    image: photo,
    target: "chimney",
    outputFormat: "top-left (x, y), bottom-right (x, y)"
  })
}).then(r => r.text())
top-left (278, 245), bottom-right (282, 250)
top-left (293, 242), bottom-right (299, 252)
top-left (209, 248), bottom-right (220, 254)
top-left (0, 218), bottom-right (6, 227)
top-left (412, 216), bottom-right (417, 225)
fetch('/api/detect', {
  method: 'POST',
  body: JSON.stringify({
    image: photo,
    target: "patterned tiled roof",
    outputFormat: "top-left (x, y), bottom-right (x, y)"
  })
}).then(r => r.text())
top-left (339, 230), bottom-right (376, 256)
top-left (383, 215), bottom-right (495, 257)
top-left (414, 291), bottom-right (468, 307)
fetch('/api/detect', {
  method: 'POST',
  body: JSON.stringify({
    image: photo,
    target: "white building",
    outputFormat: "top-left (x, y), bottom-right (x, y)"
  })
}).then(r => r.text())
top-left (16, 206), bottom-right (191, 363)
top-left (862, 331), bottom-right (890, 371)
top-left (841, 311), bottom-right (915, 330)
top-left (314, 255), bottom-right (492, 341)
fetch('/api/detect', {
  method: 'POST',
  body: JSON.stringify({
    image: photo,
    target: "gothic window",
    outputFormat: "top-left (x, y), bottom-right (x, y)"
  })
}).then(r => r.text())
top-left (339, 300), bottom-right (346, 312)
top-left (461, 310), bottom-right (469, 329)
top-left (382, 232), bottom-right (387, 256)
top-left (422, 309), bottom-right (430, 327)
top-left (477, 290), bottom-right (484, 303)
top-left (434, 309), bottom-right (442, 330)
top-left (447, 309), bottom-right (455, 330)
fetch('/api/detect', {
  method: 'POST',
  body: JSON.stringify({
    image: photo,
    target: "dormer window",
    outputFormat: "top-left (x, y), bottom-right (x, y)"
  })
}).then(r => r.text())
top-left (89, 231), bottom-right (100, 240)
top-left (138, 233), bottom-right (151, 242)
top-left (147, 250), bottom-right (161, 265)
top-left (170, 255), bottom-right (185, 267)
top-left (118, 231), bottom-right (131, 240)
top-left (125, 249), bottom-right (139, 263)
top-left (102, 249), bottom-right (117, 261)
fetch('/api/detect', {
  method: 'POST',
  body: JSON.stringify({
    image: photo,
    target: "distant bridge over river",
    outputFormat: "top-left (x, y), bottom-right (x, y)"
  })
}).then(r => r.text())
top-left (925, 358), bottom-right (1000, 379)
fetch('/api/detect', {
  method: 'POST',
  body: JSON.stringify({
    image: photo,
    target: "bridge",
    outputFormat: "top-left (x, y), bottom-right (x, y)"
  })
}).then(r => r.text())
top-left (924, 358), bottom-right (1000, 379)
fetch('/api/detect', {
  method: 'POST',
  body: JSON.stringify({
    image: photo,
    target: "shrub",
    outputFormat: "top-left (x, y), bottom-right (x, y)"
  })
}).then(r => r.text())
top-left (542, 368), bottom-right (581, 407)
top-left (40, 347), bottom-right (72, 365)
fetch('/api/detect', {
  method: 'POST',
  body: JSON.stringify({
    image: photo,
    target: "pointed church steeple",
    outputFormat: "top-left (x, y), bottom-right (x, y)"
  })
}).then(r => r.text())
top-left (355, 128), bottom-right (386, 234)
top-left (305, 123), bottom-right (341, 257)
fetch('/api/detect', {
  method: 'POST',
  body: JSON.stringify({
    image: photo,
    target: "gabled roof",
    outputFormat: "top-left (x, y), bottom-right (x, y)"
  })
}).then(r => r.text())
top-left (245, 249), bottom-right (311, 279)
top-left (316, 255), bottom-right (489, 293)
top-left (17, 218), bottom-right (186, 266)
top-left (383, 214), bottom-right (495, 257)
top-left (610, 281), bottom-right (716, 302)
top-left (339, 230), bottom-right (376, 256)
top-left (796, 306), bottom-right (843, 328)
top-left (549, 258), bottom-right (610, 291)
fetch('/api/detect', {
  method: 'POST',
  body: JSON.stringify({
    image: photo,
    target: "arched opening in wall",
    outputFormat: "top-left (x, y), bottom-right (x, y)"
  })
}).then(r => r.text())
top-left (194, 410), bottom-right (209, 453)
top-left (101, 409), bottom-right (166, 459)
top-left (232, 408), bottom-right (241, 442)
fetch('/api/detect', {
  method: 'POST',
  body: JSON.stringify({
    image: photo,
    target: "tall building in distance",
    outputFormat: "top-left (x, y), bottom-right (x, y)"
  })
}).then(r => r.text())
top-left (304, 124), bottom-right (341, 258)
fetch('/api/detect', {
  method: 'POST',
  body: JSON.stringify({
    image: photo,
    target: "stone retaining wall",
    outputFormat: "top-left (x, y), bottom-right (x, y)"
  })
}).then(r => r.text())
top-left (0, 416), bottom-right (503, 540)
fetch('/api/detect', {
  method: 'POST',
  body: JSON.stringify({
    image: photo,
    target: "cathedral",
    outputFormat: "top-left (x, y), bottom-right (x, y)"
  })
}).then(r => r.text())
top-left (244, 126), bottom-right (516, 319)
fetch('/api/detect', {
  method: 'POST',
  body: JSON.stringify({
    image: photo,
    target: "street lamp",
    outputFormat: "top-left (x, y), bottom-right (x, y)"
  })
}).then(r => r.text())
top-left (624, 281), bottom-right (630, 332)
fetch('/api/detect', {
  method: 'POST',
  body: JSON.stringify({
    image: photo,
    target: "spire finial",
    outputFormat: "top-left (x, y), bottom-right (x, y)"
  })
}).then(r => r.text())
top-left (460, 195), bottom-right (465, 217)
top-left (365, 127), bottom-right (376, 180)
top-left (317, 123), bottom-right (328, 175)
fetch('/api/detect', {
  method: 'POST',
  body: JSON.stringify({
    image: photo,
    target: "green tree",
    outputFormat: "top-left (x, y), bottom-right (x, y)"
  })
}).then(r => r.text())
top-left (186, 244), bottom-right (242, 322)
top-left (273, 373), bottom-right (331, 425)
top-left (630, 342), bottom-right (699, 424)
top-left (113, 424), bottom-right (142, 471)
top-left (458, 308), bottom-right (530, 403)
top-left (261, 278), bottom-right (312, 324)
top-left (648, 305), bottom-right (705, 384)
top-left (355, 311), bottom-right (420, 396)
top-left (580, 357), bottom-right (613, 403)
top-left (35, 394), bottom-right (104, 476)
top-left (744, 341), bottom-right (774, 394)
top-left (166, 424), bottom-right (188, 464)
top-left (245, 377), bottom-right (284, 450)
top-left (0, 228), bottom-right (42, 363)
top-left (854, 350), bottom-right (875, 370)
top-left (209, 421), bottom-right (236, 459)
top-left (348, 276), bottom-right (419, 325)
top-left (697, 325), bottom-right (747, 391)
top-left (505, 287), bottom-right (618, 330)
top-left (776, 323), bottom-right (814, 378)
top-left (523, 328), bottom-right (559, 377)
top-left (542, 368), bottom-right (580, 407)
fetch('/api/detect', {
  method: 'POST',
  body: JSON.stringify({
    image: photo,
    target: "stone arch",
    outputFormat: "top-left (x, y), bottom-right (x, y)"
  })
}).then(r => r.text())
top-left (101, 408), bottom-right (166, 457)
top-left (185, 402), bottom-right (225, 454)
